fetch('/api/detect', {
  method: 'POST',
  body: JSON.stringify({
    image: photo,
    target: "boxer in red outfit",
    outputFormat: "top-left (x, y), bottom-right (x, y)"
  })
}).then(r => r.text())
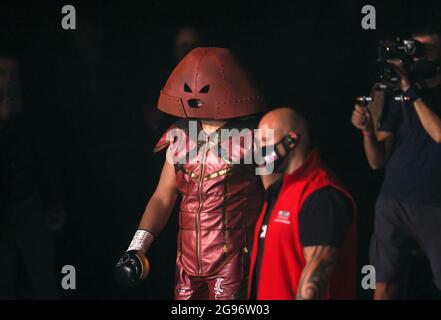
top-left (115, 47), bottom-right (267, 299)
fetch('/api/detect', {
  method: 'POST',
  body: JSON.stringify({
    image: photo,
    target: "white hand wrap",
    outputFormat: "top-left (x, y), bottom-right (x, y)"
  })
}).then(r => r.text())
top-left (127, 229), bottom-right (155, 254)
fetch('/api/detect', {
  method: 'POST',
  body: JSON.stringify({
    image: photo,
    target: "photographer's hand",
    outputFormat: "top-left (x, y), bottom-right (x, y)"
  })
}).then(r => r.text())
top-left (387, 60), bottom-right (441, 142)
top-left (387, 59), bottom-right (411, 91)
top-left (351, 104), bottom-right (374, 133)
top-left (352, 104), bottom-right (393, 169)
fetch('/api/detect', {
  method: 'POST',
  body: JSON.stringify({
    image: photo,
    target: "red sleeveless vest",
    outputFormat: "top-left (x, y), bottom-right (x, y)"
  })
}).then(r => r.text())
top-left (248, 149), bottom-right (357, 299)
top-left (155, 119), bottom-right (264, 277)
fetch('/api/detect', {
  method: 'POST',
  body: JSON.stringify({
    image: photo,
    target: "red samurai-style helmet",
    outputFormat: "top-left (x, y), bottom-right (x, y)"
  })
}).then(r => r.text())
top-left (157, 47), bottom-right (266, 120)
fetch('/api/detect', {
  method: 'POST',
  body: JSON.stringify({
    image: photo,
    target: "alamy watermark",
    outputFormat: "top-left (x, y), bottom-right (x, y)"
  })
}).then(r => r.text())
top-left (61, 265), bottom-right (76, 290)
top-left (163, 120), bottom-right (277, 175)
top-left (61, 5), bottom-right (76, 30)
top-left (361, 265), bottom-right (376, 290)
top-left (361, 5), bottom-right (376, 30)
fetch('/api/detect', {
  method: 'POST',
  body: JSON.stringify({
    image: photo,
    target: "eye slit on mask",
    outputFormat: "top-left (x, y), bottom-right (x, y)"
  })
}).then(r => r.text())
top-left (184, 83), bottom-right (193, 93)
top-left (199, 85), bottom-right (210, 93)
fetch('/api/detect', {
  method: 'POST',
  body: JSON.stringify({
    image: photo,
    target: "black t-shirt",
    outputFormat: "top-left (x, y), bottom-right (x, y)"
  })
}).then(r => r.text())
top-left (250, 182), bottom-right (353, 299)
top-left (379, 86), bottom-right (441, 205)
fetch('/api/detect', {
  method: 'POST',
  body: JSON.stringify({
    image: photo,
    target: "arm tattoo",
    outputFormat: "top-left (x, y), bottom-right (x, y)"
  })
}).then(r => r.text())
top-left (296, 246), bottom-right (338, 300)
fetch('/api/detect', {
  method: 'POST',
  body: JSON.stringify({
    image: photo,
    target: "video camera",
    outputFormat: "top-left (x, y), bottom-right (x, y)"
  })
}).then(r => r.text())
top-left (370, 38), bottom-right (426, 89)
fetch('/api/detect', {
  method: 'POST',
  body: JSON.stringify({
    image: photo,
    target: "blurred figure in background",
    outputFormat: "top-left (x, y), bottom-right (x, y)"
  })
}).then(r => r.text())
top-left (174, 27), bottom-right (201, 61)
top-left (0, 49), bottom-right (65, 299)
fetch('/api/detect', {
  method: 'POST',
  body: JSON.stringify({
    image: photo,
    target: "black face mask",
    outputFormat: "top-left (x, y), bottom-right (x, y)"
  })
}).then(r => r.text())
top-left (410, 58), bottom-right (441, 80)
top-left (259, 134), bottom-right (297, 173)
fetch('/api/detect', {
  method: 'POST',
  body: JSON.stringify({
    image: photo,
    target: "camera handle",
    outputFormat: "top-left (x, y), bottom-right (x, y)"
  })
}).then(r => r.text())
top-left (356, 96), bottom-right (373, 108)
top-left (393, 92), bottom-right (411, 124)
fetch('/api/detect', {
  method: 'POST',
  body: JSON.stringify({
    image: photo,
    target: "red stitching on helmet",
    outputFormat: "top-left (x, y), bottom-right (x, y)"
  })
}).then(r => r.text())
top-left (217, 96), bottom-right (263, 104)
top-left (217, 56), bottom-right (229, 101)
top-left (218, 57), bottom-right (226, 81)
top-left (194, 48), bottom-right (208, 97)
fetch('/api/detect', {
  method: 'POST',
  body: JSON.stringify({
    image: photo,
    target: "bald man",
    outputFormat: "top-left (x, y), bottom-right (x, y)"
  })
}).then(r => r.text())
top-left (248, 107), bottom-right (357, 300)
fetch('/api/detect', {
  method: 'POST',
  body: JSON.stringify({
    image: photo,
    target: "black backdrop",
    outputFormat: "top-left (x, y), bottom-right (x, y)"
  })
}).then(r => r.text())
top-left (1, 0), bottom-right (440, 299)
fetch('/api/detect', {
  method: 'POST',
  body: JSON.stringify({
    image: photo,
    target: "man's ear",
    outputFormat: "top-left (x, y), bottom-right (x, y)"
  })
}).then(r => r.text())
top-left (287, 130), bottom-right (298, 148)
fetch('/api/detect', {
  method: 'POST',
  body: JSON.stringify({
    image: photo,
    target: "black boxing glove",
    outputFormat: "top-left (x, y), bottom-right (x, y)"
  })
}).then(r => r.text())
top-left (114, 250), bottom-right (150, 287)
top-left (114, 229), bottom-right (154, 287)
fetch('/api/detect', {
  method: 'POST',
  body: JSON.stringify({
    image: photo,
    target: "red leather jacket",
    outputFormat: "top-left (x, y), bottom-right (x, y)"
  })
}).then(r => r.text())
top-left (155, 119), bottom-right (264, 277)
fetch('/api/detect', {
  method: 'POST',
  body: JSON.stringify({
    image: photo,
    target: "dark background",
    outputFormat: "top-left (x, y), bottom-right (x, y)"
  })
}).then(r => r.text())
top-left (0, 0), bottom-right (440, 299)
